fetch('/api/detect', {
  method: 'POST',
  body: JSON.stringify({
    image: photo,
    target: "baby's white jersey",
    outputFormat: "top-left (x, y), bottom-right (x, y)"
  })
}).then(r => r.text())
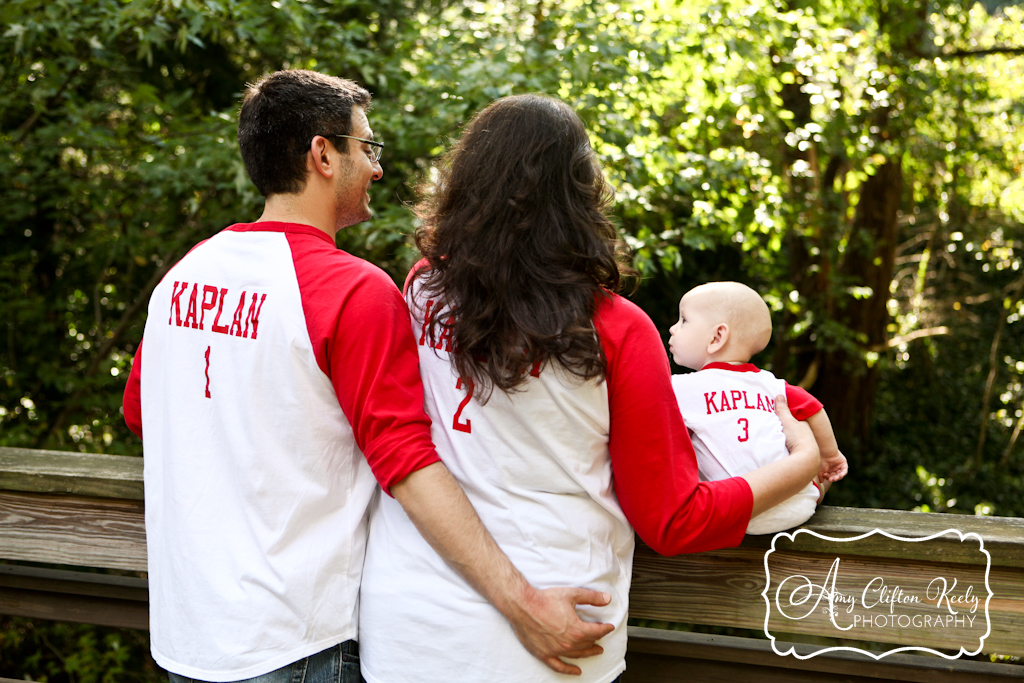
top-left (672, 363), bottom-right (821, 534)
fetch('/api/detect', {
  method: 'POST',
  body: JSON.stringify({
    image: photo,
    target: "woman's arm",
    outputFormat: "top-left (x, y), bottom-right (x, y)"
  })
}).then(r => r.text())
top-left (595, 296), bottom-right (819, 554)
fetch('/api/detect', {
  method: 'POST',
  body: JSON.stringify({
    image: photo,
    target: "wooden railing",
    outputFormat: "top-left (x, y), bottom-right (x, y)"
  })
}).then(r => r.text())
top-left (1, 447), bottom-right (1022, 681)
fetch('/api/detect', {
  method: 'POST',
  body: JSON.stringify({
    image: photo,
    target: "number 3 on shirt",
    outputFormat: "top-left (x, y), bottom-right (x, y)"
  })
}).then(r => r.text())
top-left (737, 417), bottom-right (749, 442)
top-left (453, 377), bottom-right (474, 433)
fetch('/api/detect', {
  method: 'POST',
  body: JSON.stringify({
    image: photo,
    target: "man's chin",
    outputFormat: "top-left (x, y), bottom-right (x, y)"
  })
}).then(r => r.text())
top-left (337, 211), bottom-right (373, 231)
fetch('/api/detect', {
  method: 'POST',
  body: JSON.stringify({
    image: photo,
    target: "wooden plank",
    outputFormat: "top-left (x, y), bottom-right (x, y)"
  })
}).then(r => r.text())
top-left (763, 551), bottom-right (1023, 655)
top-left (623, 627), bottom-right (1024, 682)
top-left (0, 585), bottom-right (149, 630)
top-left (2, 448), bottom-right (1023, 666)
top-left (741, 506), bottom-right (1024, 568)
top-left (0, 450), bottom-right (1020, 565)
top-left (0, 564), bottom-right (149, 630)
top-left (0, 564), bottom-right (148, 600)
top-left (631, 546), bottom-right (767, 625)
top-left (0, 447), bottom-right (143, 500)
top-left (629, 543), bottom-right (1024, 657)
top-left (0, 491), bottom-right (147, 571)
top-left (623, 647), bottom-right (1016, 683)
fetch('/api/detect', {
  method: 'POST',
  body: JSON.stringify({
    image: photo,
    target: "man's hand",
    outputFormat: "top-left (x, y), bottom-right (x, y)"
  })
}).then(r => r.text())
top-left (392, 463), bottom-right (613, 675)
top-left (505, 586), bottom-right (615, 676)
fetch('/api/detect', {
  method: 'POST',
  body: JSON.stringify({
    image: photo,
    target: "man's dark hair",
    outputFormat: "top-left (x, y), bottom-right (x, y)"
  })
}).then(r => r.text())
top-left (414, 94), bottom-right (636, 402)
top-left (237, 70), bottom-right (371, 196)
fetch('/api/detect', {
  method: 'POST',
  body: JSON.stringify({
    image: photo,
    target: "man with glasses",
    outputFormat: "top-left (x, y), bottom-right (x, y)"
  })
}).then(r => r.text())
top-left (123, 69), bottom-right (611, 682)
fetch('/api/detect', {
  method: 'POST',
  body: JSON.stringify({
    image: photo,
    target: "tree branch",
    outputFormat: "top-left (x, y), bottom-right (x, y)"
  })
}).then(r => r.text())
top-left (41, 214), bottom-right (214, 448)
top-left (974, 275), bottom-right (1024, 470)
top-left (40, 254), bottom-right (173, 448)
top-left (1001, 408), bottom-right (1024, 467)
top-left (14, 64), bottom-right (79, 145)
top-left (975, 307), bottom-right (1007, 471)
top-left (887, 326), bottom-right (950, 348)
top-left (941, 47), bottom-right (1024, 59)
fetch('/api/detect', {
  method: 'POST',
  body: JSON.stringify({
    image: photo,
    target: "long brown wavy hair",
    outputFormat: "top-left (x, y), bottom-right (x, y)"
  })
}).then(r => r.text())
top-left (414, 94), bottom-right (636, 401)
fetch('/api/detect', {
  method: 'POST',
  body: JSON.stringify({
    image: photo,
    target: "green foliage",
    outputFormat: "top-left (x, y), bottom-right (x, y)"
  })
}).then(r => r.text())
top-left (4, 0), bottom-right (1021, 459)
top-left (2, 0), bottom-right (1024, 674)
top-left (0, 616), bottom-right (161, 681)
top-left (830, 245), bottom-right (1024, 518)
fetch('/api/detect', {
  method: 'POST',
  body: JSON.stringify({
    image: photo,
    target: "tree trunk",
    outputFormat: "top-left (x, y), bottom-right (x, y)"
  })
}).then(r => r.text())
top-left (812, 160), bottom-right (903, 448)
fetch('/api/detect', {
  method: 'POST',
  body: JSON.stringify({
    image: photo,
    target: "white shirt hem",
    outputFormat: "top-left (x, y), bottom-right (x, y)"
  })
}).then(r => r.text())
top-left (153, 629), bottom-right (355, 682)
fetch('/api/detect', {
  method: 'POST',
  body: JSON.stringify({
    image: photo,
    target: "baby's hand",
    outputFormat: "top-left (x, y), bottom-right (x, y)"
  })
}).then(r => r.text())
top-left (818, 451), bottom-right (848, 483)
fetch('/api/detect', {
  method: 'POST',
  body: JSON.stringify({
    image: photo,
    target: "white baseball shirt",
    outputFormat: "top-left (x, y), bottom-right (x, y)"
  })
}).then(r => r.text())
top-left (359, 269), bottom-right (755, 683)
top-left (124, 222), bottom-right (439, 680)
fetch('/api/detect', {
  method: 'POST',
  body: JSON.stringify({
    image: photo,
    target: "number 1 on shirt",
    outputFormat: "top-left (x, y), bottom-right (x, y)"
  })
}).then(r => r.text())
top-left (204, 346), bottom-right (212, 398)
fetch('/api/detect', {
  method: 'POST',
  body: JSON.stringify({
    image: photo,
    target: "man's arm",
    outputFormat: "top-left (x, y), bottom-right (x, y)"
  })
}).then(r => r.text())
top-left (123, 339), bottom-right (143, 438)
top-left (392, 463), bottom-right (614, 676)
top-left (741, 393), bottom-right (821, 517)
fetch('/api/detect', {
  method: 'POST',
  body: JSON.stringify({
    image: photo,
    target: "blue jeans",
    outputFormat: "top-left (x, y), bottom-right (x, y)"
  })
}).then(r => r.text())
top-left (168, 640), bottom-right (362, 683)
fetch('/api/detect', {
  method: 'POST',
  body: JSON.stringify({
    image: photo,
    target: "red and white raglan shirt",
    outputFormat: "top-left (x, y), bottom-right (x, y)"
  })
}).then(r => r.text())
top-left (358, 271), bottom-right (754, 683)
top-left (122, 222), bottom-right (439, 681)
top-left (671, 363), bottom-right (823, 535)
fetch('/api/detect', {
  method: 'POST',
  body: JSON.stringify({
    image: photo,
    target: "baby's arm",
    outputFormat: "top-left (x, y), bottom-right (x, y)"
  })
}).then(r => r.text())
top-left (806, 409), bottom-right (847, 484)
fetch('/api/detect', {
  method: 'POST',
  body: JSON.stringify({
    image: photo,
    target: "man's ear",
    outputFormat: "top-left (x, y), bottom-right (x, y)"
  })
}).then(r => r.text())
top-left (307, 136), bottom-right (334, 180)
top-left (707, 323), bottom-right (729, 354)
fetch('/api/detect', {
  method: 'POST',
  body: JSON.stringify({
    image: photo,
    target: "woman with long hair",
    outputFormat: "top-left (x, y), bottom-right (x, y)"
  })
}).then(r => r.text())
top-left (359, 94), bottom-right (818, 683)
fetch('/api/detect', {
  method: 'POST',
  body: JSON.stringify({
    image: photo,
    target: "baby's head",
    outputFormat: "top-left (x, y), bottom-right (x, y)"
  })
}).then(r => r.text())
top-left (668, 281), bottom-right (772, 370)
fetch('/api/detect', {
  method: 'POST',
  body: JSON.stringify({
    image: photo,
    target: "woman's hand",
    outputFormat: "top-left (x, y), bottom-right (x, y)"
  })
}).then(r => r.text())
top-left (741, 393), bottom-right (821, 518)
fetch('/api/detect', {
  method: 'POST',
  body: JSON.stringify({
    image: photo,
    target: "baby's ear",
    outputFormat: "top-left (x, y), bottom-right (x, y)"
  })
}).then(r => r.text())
top-left (708, 323), bottom-right (729, 354)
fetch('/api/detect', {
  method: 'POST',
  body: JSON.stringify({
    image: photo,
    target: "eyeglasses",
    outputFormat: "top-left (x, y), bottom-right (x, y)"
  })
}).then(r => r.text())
top-left (317, 133), bottom-right (384, 163)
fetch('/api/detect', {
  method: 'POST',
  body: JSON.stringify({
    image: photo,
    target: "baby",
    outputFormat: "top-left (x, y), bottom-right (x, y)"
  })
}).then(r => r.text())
top-left (669, 281), bottom-right (848, 534)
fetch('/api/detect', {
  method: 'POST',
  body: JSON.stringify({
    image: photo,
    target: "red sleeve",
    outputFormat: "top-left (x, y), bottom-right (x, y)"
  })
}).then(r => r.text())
top-left (594, 295), bottom-right (753, 555)
top-left (123, 339), bottom-right (143, 439)
top-left (289, 234), bottom-right (440, 495)
top-left (404, 258), bottom-right (431, 296)
top-left (785, 383), bottom-right (823, 421)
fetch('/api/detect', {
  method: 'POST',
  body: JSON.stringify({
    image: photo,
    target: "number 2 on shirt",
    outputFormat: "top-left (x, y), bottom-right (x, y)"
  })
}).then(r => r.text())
top-left (453, 377), bottom-right (474, 433)
top-left (737, 417), bottom-right (749, 442)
